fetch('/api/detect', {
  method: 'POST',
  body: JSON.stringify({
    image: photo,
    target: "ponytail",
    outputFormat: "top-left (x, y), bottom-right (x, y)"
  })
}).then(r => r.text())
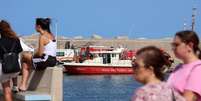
top-left (36, 18), bottom-right (51, 33)
top-left (196, 47), bottom-right (201, 59)
top-left (161, 52), bottom-right (174, 74)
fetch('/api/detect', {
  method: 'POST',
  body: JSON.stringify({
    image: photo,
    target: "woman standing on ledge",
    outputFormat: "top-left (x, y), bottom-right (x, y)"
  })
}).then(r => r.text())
top-left (19, 18), bottom-right (57, 91)
top-left (168, 30), bottom-right (201, 101)
top-left (0, 20), bottom-right (23, 101)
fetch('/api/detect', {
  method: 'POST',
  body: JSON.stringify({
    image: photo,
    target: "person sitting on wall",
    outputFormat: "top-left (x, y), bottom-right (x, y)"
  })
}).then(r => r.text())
top-left (18, 18), bottom-right (57, 91)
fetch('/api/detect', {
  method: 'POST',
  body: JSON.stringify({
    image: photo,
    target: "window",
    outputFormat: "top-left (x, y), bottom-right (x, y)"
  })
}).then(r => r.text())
top-left (57, 52), bottom-right (65, 56)
top-left (112, 54), bottom-right (116, 57)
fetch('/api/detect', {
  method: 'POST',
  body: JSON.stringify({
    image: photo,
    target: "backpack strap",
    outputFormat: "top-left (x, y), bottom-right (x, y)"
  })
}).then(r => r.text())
top-left (0, 43), bottom-right (7, 53)
top-left (10, 41), bottom-right (16, 52)
top-left (171, 88), bottom-right (176, 101)
top-left (0, 40), bottom-right (16, 53)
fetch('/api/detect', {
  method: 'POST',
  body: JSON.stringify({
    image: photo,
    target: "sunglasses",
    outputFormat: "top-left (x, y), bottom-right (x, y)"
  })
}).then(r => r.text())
top-left (132, 63), bottom-right (139, 68)
top-left (171, 42), bottom-right (180, 47)
top-left (131, 60), bottom-right (140, 70)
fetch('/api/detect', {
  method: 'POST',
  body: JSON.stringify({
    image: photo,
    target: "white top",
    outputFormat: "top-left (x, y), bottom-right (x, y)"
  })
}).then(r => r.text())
top-left (33, 36), bottom-right (56, 62)
top-left (44, 39), bottom-right (56, 57)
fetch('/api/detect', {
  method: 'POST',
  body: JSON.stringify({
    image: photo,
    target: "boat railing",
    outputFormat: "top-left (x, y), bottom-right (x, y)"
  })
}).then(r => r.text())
top-left (111, 59), bottom-right (132, 66)
top-left (83, 57), bottom-right (102, 64)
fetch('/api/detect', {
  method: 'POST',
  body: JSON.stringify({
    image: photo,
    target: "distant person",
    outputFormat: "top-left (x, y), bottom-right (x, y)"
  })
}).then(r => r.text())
top-left (167, 30), bottom-right (201, 101)
top-left (18, 18), bottom-right (57, 91)
top-left (0, 20), bottom-right (23, 101)
top-left (131, 46), bottom-right (184, 101)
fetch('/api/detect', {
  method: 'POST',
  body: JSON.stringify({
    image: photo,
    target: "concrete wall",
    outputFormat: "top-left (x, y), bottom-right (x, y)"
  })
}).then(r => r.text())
top-left (0, 66), bottom-right (63, 101)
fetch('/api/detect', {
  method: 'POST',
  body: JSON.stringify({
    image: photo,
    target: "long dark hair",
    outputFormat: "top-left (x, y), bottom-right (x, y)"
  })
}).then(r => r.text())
top-left (0, 20), bottom-right (18, 39)
top-left (36, 18), bottom-right (52, 33)
top-left (135, 46), bottom-right (172, 81)
top-left (175, 30), bottom-right (201, 59)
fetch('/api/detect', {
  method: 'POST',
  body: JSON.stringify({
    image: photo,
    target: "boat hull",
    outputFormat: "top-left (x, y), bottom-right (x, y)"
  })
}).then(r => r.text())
top-left (63, 65), bottom-right (133, 74)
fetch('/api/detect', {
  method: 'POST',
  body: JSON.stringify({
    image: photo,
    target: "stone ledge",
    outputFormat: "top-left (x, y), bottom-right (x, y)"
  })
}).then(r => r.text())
top-left (14, 91), bottom-right (51, 101)
top-left (0, 66), bottom-right (63, 101)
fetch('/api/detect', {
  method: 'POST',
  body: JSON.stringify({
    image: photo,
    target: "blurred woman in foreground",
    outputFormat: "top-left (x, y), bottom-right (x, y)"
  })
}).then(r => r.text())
top-left (131, 46), bottom-right (184, 101)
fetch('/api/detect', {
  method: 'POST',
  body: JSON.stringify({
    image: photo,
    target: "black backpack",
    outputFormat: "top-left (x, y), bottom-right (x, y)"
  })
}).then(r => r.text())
top-left (0, 42), bottom-right (20, 73)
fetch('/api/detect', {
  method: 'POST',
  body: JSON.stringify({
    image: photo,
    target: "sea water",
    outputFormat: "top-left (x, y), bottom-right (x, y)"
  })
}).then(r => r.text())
top-left (63, 75), bottom-right (141, 101)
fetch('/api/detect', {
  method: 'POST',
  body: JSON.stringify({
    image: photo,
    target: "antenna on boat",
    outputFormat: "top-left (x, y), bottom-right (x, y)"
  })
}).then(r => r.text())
top-left (55, 19), bottom-right (58, 48)
top-left (191, 7), bottom-right (196, 31)
top-left (183, 18), bottom-right (187, 30)
top-left (52, 18), bottom-right (58, 48)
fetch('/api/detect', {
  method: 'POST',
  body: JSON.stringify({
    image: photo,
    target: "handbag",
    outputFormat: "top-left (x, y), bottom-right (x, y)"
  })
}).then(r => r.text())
top-left (0, 42), bottom-right (20, 73)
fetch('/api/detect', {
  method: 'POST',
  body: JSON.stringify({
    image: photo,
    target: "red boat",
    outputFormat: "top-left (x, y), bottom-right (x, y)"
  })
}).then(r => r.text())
top-left (63, 46), bottom-right (136, 74)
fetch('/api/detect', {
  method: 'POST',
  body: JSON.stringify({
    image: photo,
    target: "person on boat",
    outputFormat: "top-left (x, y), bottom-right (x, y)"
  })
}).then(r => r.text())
top-left (167, 30), bottom-right (201, 101)
top-left (131, 46), bottom-right (185, 101)
top-left (18, 18), bottom-right (57, 91)
top-left (0, 20), bottom-right (23, 101)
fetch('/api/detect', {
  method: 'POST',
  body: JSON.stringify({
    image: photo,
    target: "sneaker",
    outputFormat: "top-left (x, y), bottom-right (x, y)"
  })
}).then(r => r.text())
top-left (12, 86), bottom-right (19, 93)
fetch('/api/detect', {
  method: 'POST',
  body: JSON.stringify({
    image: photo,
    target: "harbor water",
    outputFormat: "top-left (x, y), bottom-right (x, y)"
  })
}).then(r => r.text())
top-left (63, 75), bottom-right (142, 101)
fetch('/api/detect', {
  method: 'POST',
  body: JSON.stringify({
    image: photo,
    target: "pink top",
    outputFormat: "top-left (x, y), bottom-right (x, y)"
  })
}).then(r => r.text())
top-left (132, 82), bottom-right (185, 101)
top-left (167, 60), bottom-right (201, 101)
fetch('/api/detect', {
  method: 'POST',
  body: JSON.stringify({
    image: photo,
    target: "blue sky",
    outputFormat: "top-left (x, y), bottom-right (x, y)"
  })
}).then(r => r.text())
top-left (0, 0), bottom-right (200, 39)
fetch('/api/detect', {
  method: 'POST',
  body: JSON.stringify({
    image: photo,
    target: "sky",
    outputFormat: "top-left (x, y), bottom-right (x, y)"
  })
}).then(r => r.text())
top-left (0, 0), bottom-right (200, 39)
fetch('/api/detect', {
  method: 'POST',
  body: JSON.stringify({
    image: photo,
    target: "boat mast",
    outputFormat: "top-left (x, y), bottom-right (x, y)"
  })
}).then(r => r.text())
top-left (183, 18), bottom-right (187, 30)
top-left (191, 7), bottom-right (196, 31)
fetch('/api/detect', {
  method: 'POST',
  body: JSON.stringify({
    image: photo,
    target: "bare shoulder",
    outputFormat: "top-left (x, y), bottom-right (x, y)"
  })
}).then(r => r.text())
top-left (38, 35), bottom-right (48, 45)
top-left (42, 34), bottom-right (54, 40)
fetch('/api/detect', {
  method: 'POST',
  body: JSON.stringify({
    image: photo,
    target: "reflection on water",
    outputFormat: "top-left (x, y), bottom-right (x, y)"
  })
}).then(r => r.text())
top-left (63, 75), bottom-right (141, 101)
